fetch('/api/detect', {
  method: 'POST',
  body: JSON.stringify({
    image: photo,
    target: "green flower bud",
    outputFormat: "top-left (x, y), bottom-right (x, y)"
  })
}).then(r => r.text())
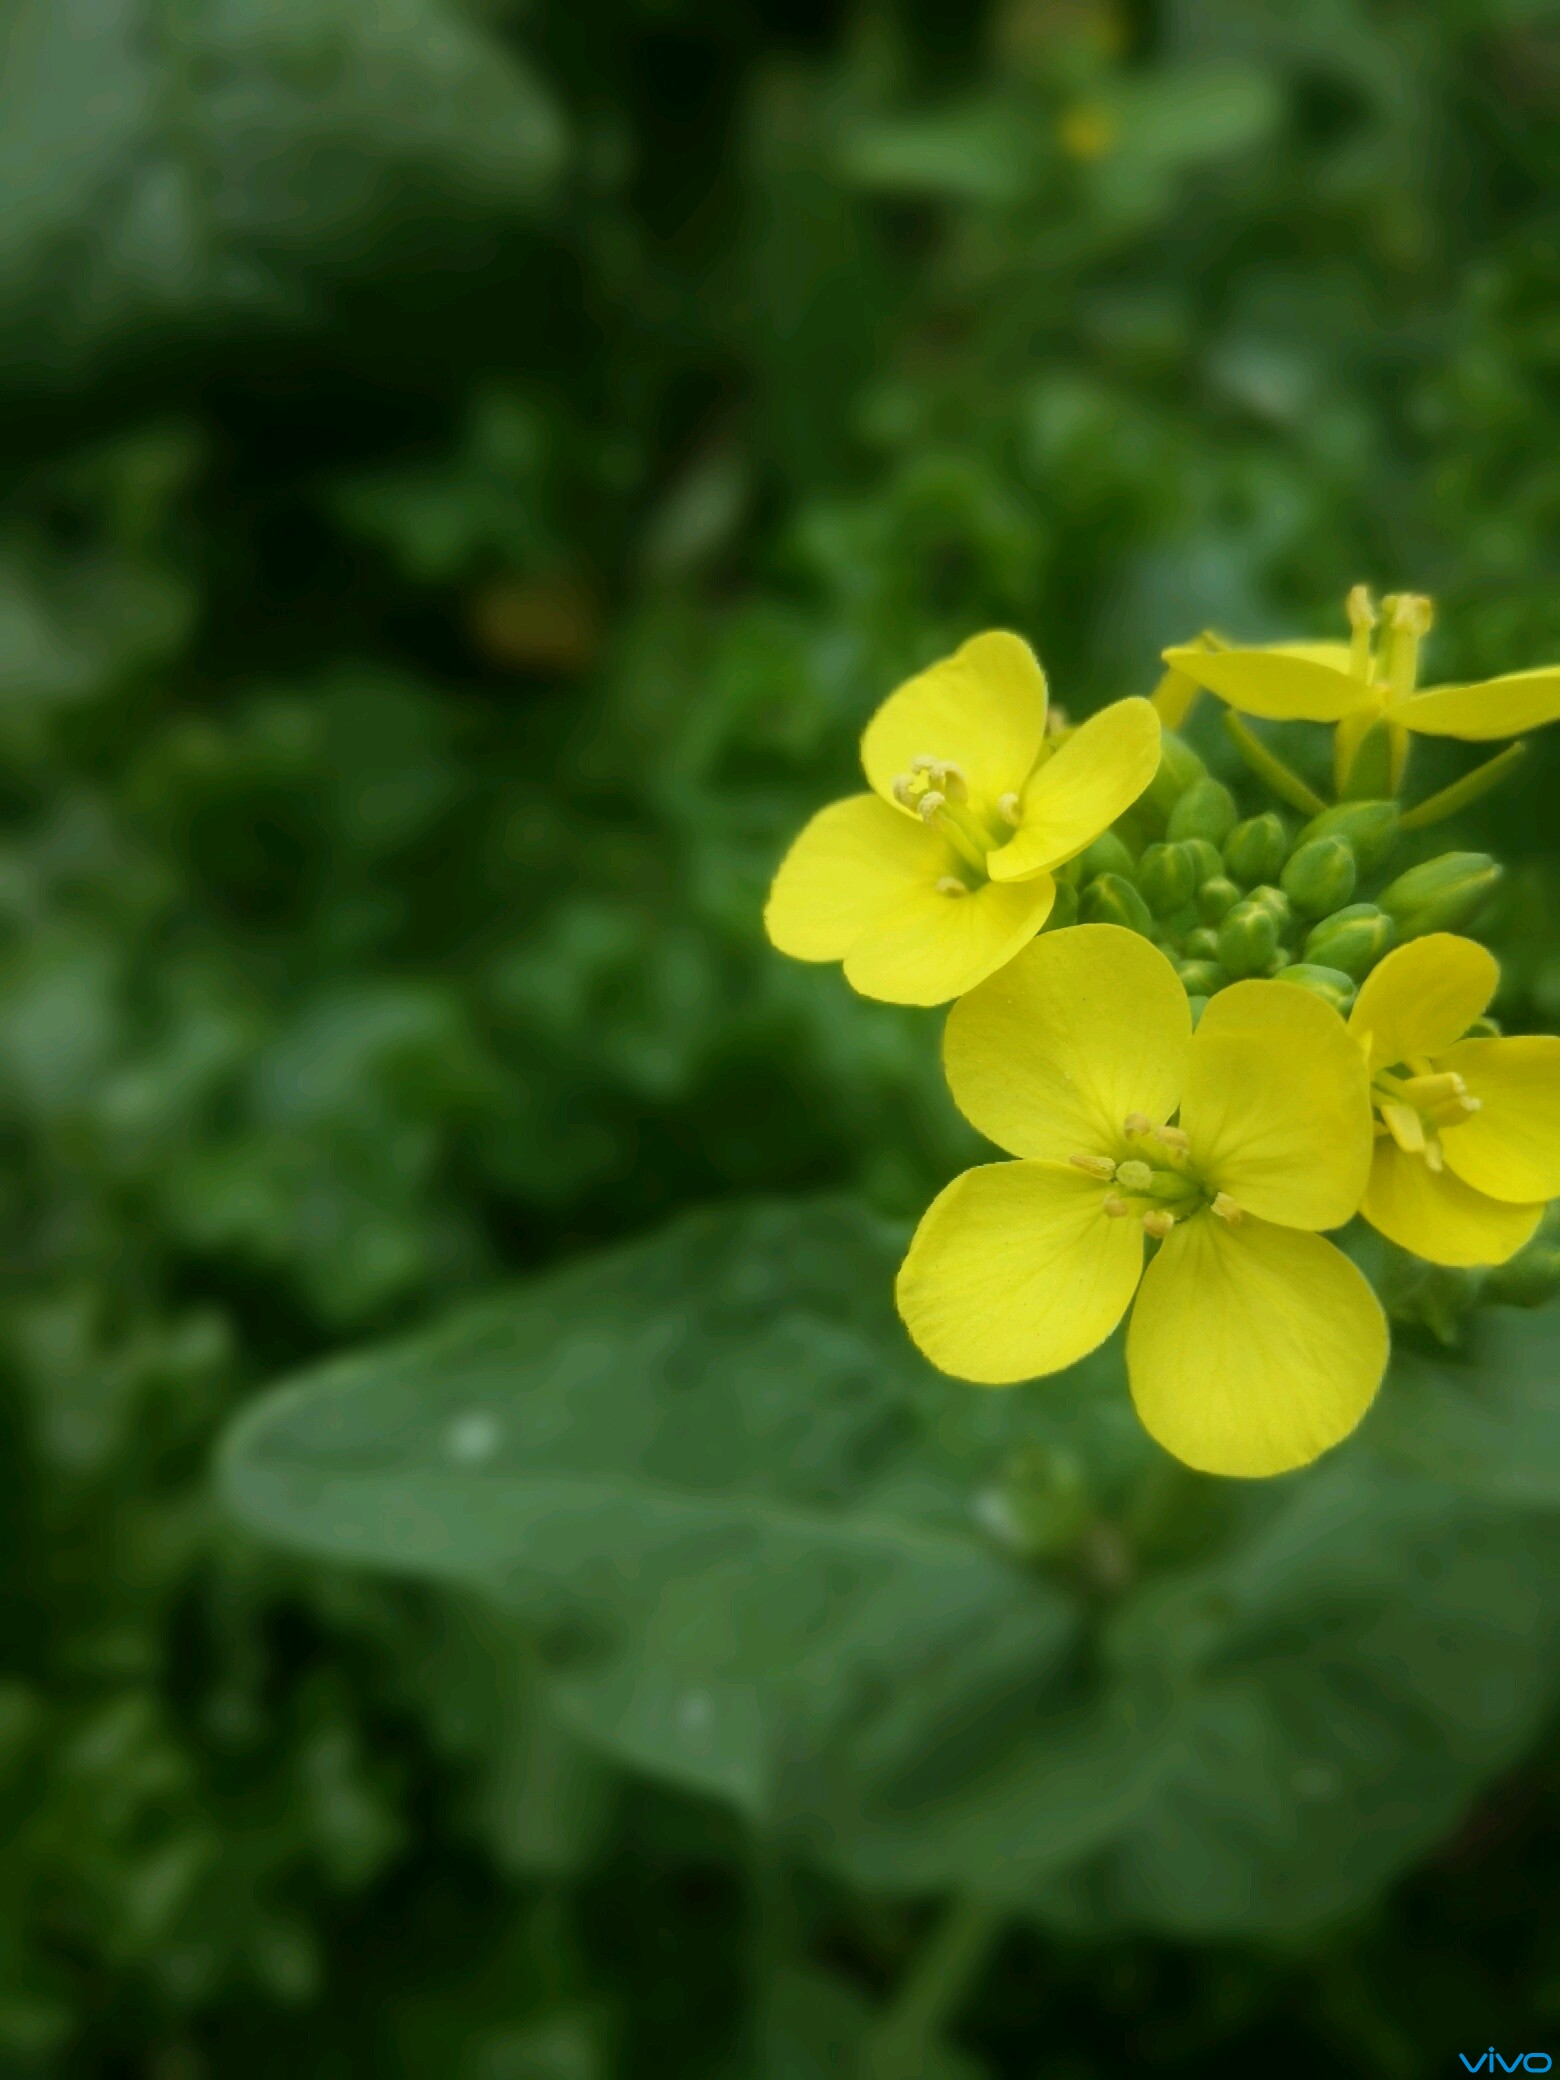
top-left (1197, 875), bottom-right (1242, 925)
top-left (1301, 903), bottom-right (1395, 978)
top-left (1183, 925), bottom-right (1221, 961)
top-left (1247, 883), bottom-right (1294, 933)
top-left (1079, 871), bottom-right (1155, 935)
top-left (1217, 897), bottom-right (1281, 978)
top-left (1281, 835), bottom-right (1358, 918)
top-left (1275, 963), bottom-right (1357, 1015)
top-left (1167, 776), bottom-right (1238, 846)
top-left (1294, 799), bottom-right (1401, 875)
top-left (1078, 830), bottom-right (1136, 883)
top-left (1376, 853), bottom-right (1504, 938)
top-left (1138, 841), bottom-right (1200, 916)
top-left (1182, 837), bottom-right (1225, 886)
top-left (1223, 813), bottom-right (1288, 888)
top-left (1144, 730), bottom-right (1208, 817)
top-left (1176, 958), bottom-right (1229, 996)
top-left (1044, 879), bottom-right (1080, 930)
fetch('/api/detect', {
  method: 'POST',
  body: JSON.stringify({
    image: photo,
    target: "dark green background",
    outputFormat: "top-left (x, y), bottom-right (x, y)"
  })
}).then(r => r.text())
top-left (3, 0), bottom-right (1560, 2072)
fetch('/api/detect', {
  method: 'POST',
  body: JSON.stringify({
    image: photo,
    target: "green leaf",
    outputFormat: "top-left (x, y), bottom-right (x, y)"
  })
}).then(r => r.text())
top-left (220, 1200), bottom-right (1081, 1823)
top-left (1362, 1303), bottom-right (1560, 1505)
top-left (1035, 1459), bottom-right (1560, 1935)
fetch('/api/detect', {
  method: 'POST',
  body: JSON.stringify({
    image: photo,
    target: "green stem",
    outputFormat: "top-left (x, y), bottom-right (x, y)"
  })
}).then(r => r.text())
top-left (1221, 712), bottom-right (1328, 816)
top-left (864, 1896), bottom-right (1004, 2080)
top-left (1400, 741), bottom-right (1527, 830)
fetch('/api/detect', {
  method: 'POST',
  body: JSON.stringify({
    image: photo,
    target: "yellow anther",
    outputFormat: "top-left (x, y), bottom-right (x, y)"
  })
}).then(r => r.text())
top-left (1153, 1124), bottom-right (1190, 1153)
top-left (909, 754), bottom-right (939, 773)
top-left (1459, 1094), bottom-right (1482, 1115)
top-left (1346, 583), bottom-right (1376, 632)
top-left (1116, 1159), bottom-right (1154, 1193)
top-left (1045, 705), bottom-right (1071, 736)
top-left (935, 876), bottom-right (968, 898)
top-left (1391, 592), bottom-right (1434, 636)
top-left (917, 791), bottom-right (946, 823)
top-left (997, 791), bottom-right (1022, 826)
top-left (1069, 1152), bottom-right (1117, 1178)
top-left (892, 774), bottom-right (917, 809)
top-left (937, 761), bottom-right (969, 802)
top-left (1211, 1193), bottom-right (1245, 1225)
top-left (1424, 1138), bottom-right (1445, 1174)
top-left (1141, 1209), bottom-right (1175, 1239)
top-left (1123, 1112), bottom-right (1155, 1137)
top-left (1102, 1194), bottom-right (1132, 1219)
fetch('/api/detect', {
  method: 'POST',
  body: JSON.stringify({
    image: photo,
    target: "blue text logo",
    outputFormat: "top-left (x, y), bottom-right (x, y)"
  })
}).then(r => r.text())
top-left (1459, 2057), bottom-right (1552, 2074)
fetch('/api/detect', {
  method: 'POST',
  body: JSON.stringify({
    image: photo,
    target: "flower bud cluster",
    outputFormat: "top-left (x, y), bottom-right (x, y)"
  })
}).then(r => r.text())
top-left (1060, 728), bottom-right (1505, 1023)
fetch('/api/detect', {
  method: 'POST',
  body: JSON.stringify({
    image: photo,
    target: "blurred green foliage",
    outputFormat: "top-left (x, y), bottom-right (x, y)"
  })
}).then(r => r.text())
top-left (4, 0), bottom-right (1560, 2073)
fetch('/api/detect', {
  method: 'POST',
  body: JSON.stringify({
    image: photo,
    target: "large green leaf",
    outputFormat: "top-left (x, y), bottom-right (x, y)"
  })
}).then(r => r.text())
top-left (1032, 1458), bottom-right (1560, 1935)
top-left (1362, 1304), bottom-right (1560, 1505)
top-left (220, 1200), bottom-right (1083, 1823)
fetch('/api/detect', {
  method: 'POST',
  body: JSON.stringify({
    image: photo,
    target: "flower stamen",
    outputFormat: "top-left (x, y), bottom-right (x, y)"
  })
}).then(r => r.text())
top-left (1070, 1152), bottom-right (1117, 1178)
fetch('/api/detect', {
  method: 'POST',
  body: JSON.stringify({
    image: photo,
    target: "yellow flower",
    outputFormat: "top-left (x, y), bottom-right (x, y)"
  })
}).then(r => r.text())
top-left (1347, 933), bottom-right (1560, 1267)
top-left (764, 632), bottom-right (1161, 1006)
top-left (1163, 586), bottom-right (1560, 794)
top-left (896, 924), bottom-right (1385, 1477)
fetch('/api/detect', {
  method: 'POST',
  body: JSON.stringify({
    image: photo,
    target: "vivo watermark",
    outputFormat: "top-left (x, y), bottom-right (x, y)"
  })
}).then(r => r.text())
top-left (1458, 2056), bottom-right (1552, 2074)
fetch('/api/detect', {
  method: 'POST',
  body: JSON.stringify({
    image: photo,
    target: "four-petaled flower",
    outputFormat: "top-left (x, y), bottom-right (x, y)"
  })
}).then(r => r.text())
top-left (1163, 586), bottom-right (1560, 794)
top-left (764, 631), bottom-right (1161, 1005)
top-left (1347, 933), bottom-right (1560, 1266)
top-left (896, 925), bottom-right (1387, 1477)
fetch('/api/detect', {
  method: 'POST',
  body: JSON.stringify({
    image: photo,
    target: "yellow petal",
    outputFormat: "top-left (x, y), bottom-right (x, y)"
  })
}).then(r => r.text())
top-left (986, 698), bottom-right (1161, 883)
top-left (860, 631), bottom-right (1048, 809)
top-left (1160, 645), bottom-right (1372, 723)
top-left (1396, 667), bottom-right (1560, 741)
top-left (1126, 1215), bottom-right (1387, 1477)
top-left (843, 873), bottom-right (1055, 1007)
top-left (1360, 1137), bottom-right (1542, 1267)
top-left (1150, 666), bottom-right (1199, 730)
top-left (897, 1160), bottom-right (1141, 1384)
top-left (764, 793), bottom-right (952, 961)
top-left (1437, 1035), bottom-right (1560, 1203)
top-left (943, 924), bottom-right (1191, 1159)
top-left (1178, 981), bottom-right (1372, 1229)
top-left (1347, 933), bottom-right (1497, 1073)
top-left (1269, 640), bottom-right (1356, 671)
